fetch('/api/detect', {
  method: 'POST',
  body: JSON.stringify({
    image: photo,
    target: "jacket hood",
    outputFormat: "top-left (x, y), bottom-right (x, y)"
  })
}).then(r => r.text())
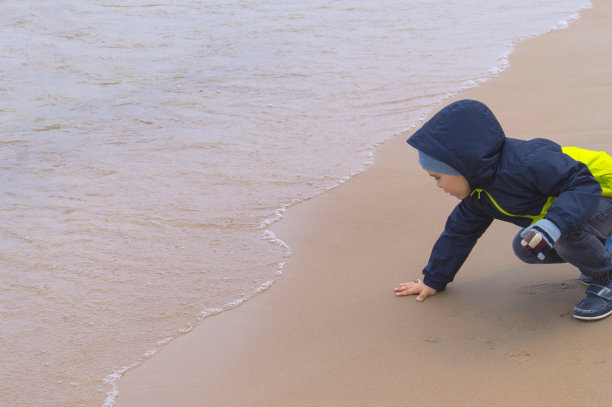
top-left (407, 99), bottom-right (505, 186)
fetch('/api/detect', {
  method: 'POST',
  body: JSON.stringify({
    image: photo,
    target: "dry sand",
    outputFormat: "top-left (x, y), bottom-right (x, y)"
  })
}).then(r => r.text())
top-left (116, 1), bottom-right (612, 405)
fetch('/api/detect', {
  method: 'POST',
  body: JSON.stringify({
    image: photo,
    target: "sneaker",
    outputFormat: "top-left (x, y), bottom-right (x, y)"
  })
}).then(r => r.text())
top-left (573, 284), bottom-right (612, 320)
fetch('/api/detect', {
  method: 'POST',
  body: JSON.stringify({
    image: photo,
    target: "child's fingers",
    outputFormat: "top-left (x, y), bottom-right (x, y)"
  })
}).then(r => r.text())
top-left (394, 280), bottom-right (422, 296)
top-left (394, 286), bottom-right (414, 295)
top-left (394, 284), bottom-right (414, 294)
top-left (395, 279), bottom-right (421, 287)
top-left (394, 281), bottom-right (417, 289)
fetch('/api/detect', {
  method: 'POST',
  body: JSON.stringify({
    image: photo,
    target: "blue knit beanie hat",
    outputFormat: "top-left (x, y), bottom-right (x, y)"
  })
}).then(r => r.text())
top-left (418, 151), bottom-right (460, 175)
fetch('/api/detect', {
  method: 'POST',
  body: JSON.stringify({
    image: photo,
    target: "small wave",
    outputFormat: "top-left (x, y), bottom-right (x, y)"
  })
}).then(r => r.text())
top-left (100, 234), bottom-right (290, 406)
top-left (553, 12), bottom-right (583, 30)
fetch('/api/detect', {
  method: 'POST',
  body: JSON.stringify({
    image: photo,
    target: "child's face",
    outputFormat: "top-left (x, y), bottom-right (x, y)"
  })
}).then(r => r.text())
top-left (424, 168), bottom-right (471, 200)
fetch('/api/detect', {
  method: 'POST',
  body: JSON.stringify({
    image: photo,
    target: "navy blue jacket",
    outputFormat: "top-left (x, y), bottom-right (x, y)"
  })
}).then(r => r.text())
top-left (407, 99), bottom-right (602, 291)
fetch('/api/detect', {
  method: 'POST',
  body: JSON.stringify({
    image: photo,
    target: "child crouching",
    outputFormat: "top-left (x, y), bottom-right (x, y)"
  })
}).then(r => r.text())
top-left (394, 99), bottom-right (612, 320)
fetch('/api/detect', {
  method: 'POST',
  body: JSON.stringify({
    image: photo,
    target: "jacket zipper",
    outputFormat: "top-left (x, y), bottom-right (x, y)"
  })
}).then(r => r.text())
top-left (471, 188), bottom-right (555, 225)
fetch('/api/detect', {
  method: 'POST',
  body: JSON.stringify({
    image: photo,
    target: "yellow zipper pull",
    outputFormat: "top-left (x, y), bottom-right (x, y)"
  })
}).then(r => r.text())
top-left (471, 188), bottom-right (482, 199)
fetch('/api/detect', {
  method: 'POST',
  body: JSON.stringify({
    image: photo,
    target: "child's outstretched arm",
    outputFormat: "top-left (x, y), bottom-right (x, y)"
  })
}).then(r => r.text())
top-left (394, 279), bottom-right (438, 302)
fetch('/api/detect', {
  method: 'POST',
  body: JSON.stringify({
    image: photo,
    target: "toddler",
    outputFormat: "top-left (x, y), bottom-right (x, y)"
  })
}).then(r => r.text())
top-left (394, 99), bottom-right (612, 320)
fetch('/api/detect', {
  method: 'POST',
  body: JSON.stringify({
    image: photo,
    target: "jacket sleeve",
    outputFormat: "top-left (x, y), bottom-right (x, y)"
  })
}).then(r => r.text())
top-left (523, 140), bottom-right (602, 235)
top-left (422, 200), bottom-right (493, 291)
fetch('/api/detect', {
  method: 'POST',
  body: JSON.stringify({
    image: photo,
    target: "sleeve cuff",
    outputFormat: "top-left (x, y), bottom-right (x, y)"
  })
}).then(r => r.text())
top-left (423, 275), bottom-right (448, 292)
top-left (538, 218), bottom-right (562, 242)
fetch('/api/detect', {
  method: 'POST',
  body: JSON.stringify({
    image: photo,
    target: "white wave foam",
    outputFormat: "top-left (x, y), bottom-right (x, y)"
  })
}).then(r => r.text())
top-left (454, 3), bottom-right (591, 99)
top-left (100, 236), bottom-right (291, 406)
top-left (554, 12), bottom-right (582, 30)
top-left (102, 363), bottom-right (139, 407)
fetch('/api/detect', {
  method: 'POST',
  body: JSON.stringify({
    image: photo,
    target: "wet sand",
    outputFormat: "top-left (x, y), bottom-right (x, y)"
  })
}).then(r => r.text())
top-left (116, 1), bottom-right (612, 405)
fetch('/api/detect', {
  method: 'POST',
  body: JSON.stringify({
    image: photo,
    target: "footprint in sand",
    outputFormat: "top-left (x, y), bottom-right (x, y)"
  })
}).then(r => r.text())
top-left (519, 279), bottom-right (583, 296)
top-left (509, 350), bottom-right (531, 362)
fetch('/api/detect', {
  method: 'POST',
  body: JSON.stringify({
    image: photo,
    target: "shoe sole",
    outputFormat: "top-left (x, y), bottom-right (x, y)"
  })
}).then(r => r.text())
top-left (573, 308), bottom-right (612, 321)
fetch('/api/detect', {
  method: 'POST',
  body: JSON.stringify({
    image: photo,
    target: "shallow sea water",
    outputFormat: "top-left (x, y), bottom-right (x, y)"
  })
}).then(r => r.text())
top-left (0, 0), bottom-right (591, 405)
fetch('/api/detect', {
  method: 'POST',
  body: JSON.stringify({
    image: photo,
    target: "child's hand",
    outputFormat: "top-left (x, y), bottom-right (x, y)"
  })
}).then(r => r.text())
top-left (520, 219), bottom-right (561, 260)
top-left (394, 279), bottom-right (438, 302)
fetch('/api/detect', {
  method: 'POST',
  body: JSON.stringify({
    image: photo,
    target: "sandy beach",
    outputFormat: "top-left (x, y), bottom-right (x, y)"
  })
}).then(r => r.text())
top-left (116, 1), bottom-right (612, 405)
